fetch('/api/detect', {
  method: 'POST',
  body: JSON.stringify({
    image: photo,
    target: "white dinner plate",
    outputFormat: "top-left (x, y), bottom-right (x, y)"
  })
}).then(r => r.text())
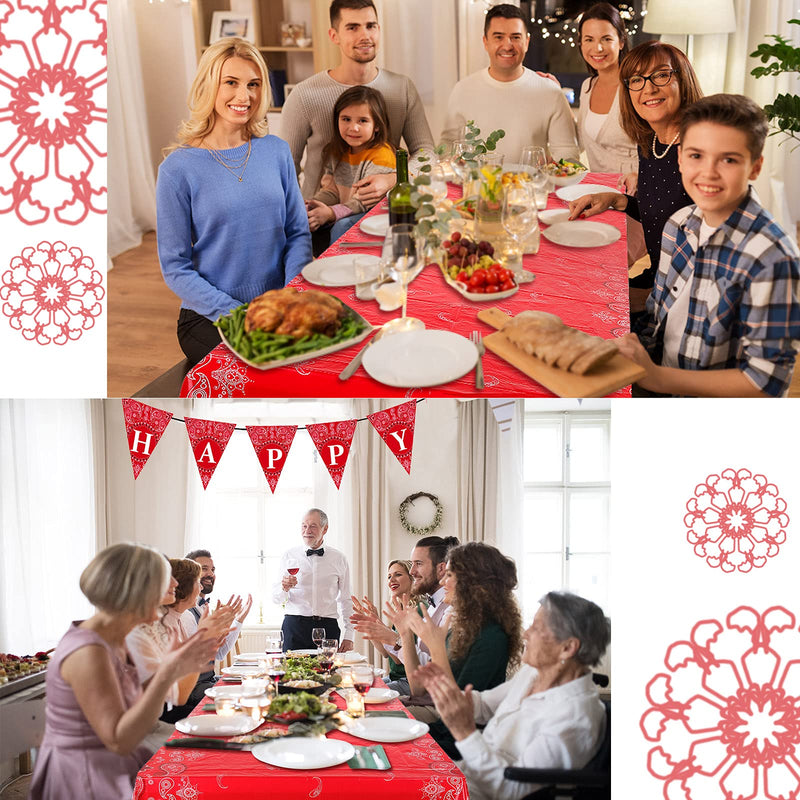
top-left (175, 713), bottom-right (259, 737)
top-left (206, 683), bottom-right (264, 700)
top-left (286, 649), bottom-right (319, 656)
top-left (542, 221), bottom-right (621, 248)
top-left (337, 652), bottom-right (368, 664)
top-left (362, 330), bottom-right (478, 388)
top-left (555, 183), bottom-right (622, 202)
top-left (537, 208), bottom-right (570, 226)
top-left (359, 213), bottom-right (390, 237)
top-left (251, 737), bottom-right (355, 770)
top-left (235, 653), bottom-right (268, 662)
top-left (363, 687), bottom-right (400, 705)
top-left (301, 254), bottom-right (381, 287)
top-left (221, 665), bottom-right (264, 677)
top-left (346, 717), bottom-right (429, 743)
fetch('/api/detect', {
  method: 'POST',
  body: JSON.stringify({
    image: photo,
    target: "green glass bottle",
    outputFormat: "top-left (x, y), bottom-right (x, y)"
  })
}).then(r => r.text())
top-left (388, 148), bottom-right (415, 226)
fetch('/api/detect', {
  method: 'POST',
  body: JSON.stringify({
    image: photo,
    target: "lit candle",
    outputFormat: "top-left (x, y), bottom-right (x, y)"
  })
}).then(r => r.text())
top-left (214, 696), bottom-right (238, 717)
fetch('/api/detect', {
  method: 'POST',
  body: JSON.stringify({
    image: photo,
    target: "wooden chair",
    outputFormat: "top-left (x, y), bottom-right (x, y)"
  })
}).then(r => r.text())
top-left (215, 639), bottom-right (241, 674)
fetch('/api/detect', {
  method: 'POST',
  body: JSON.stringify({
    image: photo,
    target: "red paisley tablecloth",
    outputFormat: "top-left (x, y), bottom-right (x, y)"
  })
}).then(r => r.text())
top-left (133, 688), bottom-right (468, 800)
top-left (181, 174), bottom-right (630, 398)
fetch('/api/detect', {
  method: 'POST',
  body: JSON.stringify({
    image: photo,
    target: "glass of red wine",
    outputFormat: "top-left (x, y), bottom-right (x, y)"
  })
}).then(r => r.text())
top-left (312, 627), bottom-right (326, 653)
top-left (267, 655), bottom-right (285, 695)
top-left (350, 665), bottom-right (373, 717)
top-left (286, 559), bottom-right (300, 579)
top-left (320, 639), bottom-right (338, 674)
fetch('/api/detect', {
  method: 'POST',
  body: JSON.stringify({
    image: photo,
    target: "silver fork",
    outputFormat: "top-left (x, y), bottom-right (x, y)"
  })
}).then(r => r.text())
top-left (470, 331), bottom-right (485, 390)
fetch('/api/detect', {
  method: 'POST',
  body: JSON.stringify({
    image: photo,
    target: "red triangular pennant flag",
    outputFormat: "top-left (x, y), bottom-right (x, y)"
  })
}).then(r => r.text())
top-left (306, 420), bottom-right (357, 489)
top-left (246, 425), bottom-right (298, 493)
top-left (367, 401), bottom-right (416, 474)
top-left (122, 399), bottom-right (173, 479)
top-left (184, 417), bottom-right (236, 490)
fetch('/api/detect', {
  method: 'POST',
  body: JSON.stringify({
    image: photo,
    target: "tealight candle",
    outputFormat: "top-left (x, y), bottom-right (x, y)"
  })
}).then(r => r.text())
top-left (339, 666), bottom-right (353, 688)
top-left (214, 696), bottom-right (238, 717)
top-left (346, 690), bottom-right (365, 718)
top-left (242, 678), bottom-right (267, 697)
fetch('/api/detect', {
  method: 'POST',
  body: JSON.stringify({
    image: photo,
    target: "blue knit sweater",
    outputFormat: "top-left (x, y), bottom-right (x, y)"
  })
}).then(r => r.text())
top-left (156, 135), bottom-right (312, 320)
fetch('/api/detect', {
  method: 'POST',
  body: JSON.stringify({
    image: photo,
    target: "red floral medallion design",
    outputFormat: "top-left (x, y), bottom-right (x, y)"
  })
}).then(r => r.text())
top-left (0, 240), bottom-right (103, 343)
top-left (685, 469), bottom-right (790, 572)
top-left (641, 606), bottom-right (800, 800)
top-left (0, 0), bottom-right (107, 224)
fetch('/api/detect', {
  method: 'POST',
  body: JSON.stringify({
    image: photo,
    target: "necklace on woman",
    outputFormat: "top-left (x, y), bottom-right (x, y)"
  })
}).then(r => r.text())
top-left (652, 131), bottom-right (680, 159)
top-left (205, 138), bottom-right (252, 182)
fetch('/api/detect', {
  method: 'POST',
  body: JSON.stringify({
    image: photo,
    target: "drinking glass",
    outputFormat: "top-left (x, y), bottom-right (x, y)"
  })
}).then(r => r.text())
top-left (320, 639), bottom-right (338, 674)
top-left (429, 163), bottom-right (448, 207)
top-left (267, 654), bottom-right (285, 694)
top-left (502, 184), bottom-right (540, 268)
top-left (214, 695), bottom-right (238, 717)
top-left (520, 145), bottom-right (547, 173)
top-left (239, 694), bottom-right (270, 723)
top-left (450, 139), bottom-right (471, 186)
top-left (312, 627), bottom-right (326, 652)
top-left (286, 559), bottom-right (300, 578)
top-left (520, 146), bottom-right (549, 210)
top-left (264, 629), bottom-right (283, 657)
top-left (388, 224), bottom-right (417, 320)
top-left (349, 665), bottom-right (374, 718)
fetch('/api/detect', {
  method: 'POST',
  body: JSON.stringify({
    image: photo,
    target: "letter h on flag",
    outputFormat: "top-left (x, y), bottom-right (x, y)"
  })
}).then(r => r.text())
top-left (122, 399), bottom-right (174, 479)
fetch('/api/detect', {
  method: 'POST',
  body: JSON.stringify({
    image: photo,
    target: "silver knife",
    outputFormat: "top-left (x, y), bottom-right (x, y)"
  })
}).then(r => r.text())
top-left (337, 241), bottom-right (382, 248)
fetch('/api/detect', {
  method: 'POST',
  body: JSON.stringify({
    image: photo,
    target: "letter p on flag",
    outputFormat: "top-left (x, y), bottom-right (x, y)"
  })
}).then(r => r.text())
top-left (306, 420), bottom-right (358, 489)
top-left (246, 425), bottom-right (298, 493)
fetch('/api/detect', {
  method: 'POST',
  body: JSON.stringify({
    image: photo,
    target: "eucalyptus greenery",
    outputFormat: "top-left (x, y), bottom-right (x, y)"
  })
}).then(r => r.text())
top-left (750, 19), bottom-right (800, 145)
top-left (410, 120), bottom-right (506, 246)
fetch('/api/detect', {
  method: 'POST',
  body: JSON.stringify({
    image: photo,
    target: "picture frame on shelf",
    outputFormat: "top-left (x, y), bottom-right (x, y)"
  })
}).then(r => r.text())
top-left (210, 11), bottom-right (256, 44)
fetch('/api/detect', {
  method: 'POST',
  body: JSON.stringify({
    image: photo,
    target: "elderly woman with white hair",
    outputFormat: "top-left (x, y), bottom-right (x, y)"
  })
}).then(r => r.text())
top-left (29, 544), bottom-right (218, 800)
top-left (413, 591), bottom-right (610, 800)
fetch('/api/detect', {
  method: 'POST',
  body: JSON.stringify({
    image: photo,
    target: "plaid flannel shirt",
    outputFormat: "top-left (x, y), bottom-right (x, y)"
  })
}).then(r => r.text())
top-left (641, 189), bottom-right (800, 397)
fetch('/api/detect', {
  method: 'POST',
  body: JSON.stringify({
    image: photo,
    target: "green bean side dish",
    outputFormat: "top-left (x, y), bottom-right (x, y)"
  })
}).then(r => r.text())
top-left (215, 304), bottom-right (367, 364)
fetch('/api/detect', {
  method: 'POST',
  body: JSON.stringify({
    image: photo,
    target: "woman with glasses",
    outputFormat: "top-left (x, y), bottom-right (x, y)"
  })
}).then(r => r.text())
top-left (568, 42), bottom-right (702, 321)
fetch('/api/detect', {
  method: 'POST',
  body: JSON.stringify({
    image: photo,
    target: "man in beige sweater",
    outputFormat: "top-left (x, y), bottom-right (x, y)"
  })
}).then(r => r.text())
top-left (279, 0), bottom-right (433, 206)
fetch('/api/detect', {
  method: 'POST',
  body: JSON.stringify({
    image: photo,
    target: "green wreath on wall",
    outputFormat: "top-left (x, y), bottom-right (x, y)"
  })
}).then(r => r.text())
top-left (399, 491), bottom-right (443, 536)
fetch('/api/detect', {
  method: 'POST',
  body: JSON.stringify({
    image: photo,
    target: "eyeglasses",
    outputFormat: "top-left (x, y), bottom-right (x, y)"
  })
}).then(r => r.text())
top-left (624, 69), bottom-right (679, 91)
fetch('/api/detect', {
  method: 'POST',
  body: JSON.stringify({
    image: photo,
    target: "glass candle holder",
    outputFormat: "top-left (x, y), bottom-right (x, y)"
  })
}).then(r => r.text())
top-left (346, 690), bottom-right (365, 718)
top-left (214, 695), bottom-right (238, 716)
top-left (239, 695), bottom-right (270, 723)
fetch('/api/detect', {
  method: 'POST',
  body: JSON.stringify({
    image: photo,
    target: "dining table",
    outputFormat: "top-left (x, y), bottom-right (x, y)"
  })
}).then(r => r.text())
top-left (133, 678), bottom-right (469, 800)
top-left (180, 173), bottom-right (631, 398)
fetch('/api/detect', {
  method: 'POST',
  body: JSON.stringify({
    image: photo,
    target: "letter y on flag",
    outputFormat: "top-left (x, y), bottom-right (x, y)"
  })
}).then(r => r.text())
top-left (367, 401), bottom-right (416, 474)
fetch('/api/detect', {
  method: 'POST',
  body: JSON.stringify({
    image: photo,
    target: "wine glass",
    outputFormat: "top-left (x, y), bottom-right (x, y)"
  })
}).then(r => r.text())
top-left (383, 224), bottom-right (424, 333)
top-left (286, 558), bottom-right (300, 578)
top-left (502, 184), bottom-right (540, 269)
top-left (267, 654), bottom-right (285, 694)
top-left (312, 627), bottom-right (326, 652)
top-left (520, 146), bottom-right (549, 210)
top-left (450, 139), bottom-right (471, 187)
top-left (264, 629), bottom-right (283, 657)
top-left (350, 664), bottom-right (374, 718)
top-left (320, 639), bottom-right (338, 675)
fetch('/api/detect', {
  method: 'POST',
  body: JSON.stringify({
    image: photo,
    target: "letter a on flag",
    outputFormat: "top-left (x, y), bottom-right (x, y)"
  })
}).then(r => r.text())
top-left (367, 401), bottom-right (416, 474)
top-left (246, 425), bottom-right (298, 493)
top-left (184, 417), bottom-right (236, 490)
top-left (122, 399), bottom-right (174, 479)
top-left (306, 420), bottom-right (357, 489)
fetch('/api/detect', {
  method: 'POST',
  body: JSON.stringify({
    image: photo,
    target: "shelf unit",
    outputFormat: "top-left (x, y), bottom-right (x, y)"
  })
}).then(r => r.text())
top-left (190, 0), bottom-right (339, 94)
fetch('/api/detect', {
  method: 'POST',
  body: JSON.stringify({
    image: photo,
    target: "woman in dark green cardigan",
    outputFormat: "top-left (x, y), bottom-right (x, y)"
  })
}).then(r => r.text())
top-left (386, 542), bottom-right (523, 757)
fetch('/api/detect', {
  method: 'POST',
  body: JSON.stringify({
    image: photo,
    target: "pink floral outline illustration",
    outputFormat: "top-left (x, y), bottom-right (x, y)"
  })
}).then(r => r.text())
top-left (0, 0), bottom-right (107, 224)
top-left (0, 240), bottom-right (103, 344)
top-left (685, 469), bottom-right (790, 573)
top-left (641, 606), bottom-right (800, 800)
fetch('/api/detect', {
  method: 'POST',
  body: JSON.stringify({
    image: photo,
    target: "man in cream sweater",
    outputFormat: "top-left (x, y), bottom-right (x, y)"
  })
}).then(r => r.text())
top-left (441, 4), bottom-right (578, 164)
top-left (279, 0), bottom-right (433, 205)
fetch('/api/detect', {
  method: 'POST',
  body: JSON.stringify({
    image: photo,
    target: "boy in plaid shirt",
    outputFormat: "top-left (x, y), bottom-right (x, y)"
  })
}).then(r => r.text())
top-left (618, 94), bottom-right (800, 396)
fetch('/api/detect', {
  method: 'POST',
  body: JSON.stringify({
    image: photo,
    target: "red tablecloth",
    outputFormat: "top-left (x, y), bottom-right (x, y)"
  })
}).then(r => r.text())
top-left (133, 685), bottom-right (468, 800)
top-left (181, 174), bottom-right (630, 398)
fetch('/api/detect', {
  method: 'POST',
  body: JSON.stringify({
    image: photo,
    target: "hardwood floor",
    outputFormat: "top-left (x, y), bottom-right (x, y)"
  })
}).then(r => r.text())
top-left (108, 232), bottom-right (184, 397)
top-left (108, 232), bottom-right (799, 398)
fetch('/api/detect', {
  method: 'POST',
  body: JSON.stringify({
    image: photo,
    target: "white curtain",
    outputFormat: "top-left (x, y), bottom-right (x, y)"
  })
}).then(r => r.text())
top-left (107, 0), bottom-right (157, 258)
top-left (664, 0), bottom-right (800, 238)
top-left (0, 401), bottom-right (100, 653)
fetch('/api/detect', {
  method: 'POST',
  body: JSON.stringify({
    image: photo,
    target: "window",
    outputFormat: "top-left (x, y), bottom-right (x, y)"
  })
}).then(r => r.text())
top-left (521, 407), bottom-right (610, 624)
top-left (184, 400), bottom-right (351, 628)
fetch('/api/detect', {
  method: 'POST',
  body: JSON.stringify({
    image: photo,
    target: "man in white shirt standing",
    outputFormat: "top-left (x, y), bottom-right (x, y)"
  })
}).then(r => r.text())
top-left (273, 509), bottom-right (354, 652)
top-left (440, 4), bottom-right (579, 163)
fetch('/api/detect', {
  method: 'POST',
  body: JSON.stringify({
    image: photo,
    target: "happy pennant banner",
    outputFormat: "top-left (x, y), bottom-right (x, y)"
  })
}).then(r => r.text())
top-left (246, 425), bottom-right (298, 493)
top-left (122, 399), bottom-right (173, 479)
top-left (184, 417), bottom-right (236, 490)
top-left (367, 401), bottom-right (416, 474)
top-left (306, 419), bottom-right (358, 489)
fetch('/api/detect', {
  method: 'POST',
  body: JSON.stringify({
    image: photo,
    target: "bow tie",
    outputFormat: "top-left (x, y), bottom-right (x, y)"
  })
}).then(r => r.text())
top-left (306, 548), bottom-right (325, 557)
top-left (426, 594), bottom-right (436, 608)
top-left (198, 597), bottom-right (209, 607)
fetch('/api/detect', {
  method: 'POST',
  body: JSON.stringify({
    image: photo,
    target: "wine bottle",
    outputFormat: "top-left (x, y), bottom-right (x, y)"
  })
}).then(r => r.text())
top-left (388, 148), bottom-right (415, 226)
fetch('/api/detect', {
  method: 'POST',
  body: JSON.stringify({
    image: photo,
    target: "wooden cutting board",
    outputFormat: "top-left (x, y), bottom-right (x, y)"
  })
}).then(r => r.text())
top-left (477, 307), bottom-right (646, 398)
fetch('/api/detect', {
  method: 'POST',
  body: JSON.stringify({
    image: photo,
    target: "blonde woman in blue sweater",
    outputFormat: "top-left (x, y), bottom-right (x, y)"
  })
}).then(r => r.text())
top-left (156, 38), bottom-right (312, 364)
top-left (306, 86), bottom-right (395, 252)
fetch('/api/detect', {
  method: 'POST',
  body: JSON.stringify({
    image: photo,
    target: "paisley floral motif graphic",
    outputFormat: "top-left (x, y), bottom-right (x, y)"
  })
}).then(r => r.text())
top-left (641, 606), bottom-right (800, 800)
top-left (0, 240), bottom-right (103, 343)
top-left (685, 469), bottom-right (790, 573)
top-left (0, 0), bottom-right (107, 224)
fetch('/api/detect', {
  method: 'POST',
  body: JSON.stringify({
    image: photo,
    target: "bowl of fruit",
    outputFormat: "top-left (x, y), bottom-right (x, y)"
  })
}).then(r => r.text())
top-left (544, 158), bottom-right (588, 187)
top-left (435, 232), bottom-right (519, 301)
